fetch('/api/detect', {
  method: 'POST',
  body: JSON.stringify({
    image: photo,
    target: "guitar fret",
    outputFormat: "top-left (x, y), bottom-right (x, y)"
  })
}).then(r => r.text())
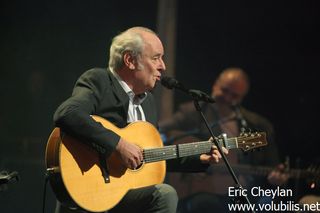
top-left (142, 133), bottom-right (268, 162)
top-left (225, 138), bottom-right (238, 149)
top-left (143, 145), bottom-right (178, 163)
top-left (143, 141), bottom-right (213, 162)
top-left (178, 141), bottom-right (212, 157)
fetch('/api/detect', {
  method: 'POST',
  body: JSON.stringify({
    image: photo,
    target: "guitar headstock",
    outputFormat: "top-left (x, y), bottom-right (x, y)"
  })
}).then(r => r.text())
top-left (237, 132), bottom-right (268, 152)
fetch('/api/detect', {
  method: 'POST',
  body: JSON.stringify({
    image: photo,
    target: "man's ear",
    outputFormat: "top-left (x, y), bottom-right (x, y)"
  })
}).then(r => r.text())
top-left (123, 51), bottom-right (136, 70)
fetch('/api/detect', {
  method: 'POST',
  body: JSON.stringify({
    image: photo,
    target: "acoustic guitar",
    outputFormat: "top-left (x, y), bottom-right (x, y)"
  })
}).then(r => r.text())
top-left (45, 115), bottom-right (267, 212)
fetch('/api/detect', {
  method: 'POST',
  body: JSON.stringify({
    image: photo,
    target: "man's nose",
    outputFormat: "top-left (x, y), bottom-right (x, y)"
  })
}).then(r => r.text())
top-left (159, 58), bottom-right (166, 71)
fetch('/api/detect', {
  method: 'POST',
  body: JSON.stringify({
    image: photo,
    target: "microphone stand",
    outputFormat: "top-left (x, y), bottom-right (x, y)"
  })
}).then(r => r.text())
top-left (160, 76), bottom-right (254, 211)
top-left (192, 99), bottom-right (255, 213)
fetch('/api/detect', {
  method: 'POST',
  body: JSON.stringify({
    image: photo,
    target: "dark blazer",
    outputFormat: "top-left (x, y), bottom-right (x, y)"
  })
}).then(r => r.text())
top-left (54, 68), bottom-right (207, 172)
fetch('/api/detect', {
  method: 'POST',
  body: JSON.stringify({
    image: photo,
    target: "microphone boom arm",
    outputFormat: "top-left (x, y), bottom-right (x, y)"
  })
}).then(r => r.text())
top-left (161, 76), bottom-right (215, 103)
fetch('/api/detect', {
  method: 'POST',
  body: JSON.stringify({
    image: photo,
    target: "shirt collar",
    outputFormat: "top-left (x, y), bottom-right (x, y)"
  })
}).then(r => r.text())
top-left (111, 70), bottom-right (147, 105)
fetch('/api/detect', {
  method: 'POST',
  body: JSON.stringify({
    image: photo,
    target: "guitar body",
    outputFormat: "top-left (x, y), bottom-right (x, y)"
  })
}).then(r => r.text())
top-left (45, 115), bottom-right (166, 212)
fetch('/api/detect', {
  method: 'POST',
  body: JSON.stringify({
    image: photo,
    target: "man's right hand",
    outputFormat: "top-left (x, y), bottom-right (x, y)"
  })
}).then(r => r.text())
top-left (115, 138), bottom-right (143, 169)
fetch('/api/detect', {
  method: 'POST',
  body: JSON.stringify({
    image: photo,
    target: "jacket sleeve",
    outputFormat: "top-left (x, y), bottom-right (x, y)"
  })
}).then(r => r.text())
top-left (166, 155), bottom-right (209, 173)
top-left (53, 68), bottom-right (120, 157)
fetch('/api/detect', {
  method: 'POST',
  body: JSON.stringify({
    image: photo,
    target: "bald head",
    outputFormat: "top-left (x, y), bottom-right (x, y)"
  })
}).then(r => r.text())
top-left (212, 68), bottom-right (250, 106)
top-left (125, 26), bottom-right (156, 34)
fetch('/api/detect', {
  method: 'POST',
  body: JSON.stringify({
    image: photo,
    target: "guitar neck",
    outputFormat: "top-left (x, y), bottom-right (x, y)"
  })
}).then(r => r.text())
top-left (143, 137), bottom-right (239, 163)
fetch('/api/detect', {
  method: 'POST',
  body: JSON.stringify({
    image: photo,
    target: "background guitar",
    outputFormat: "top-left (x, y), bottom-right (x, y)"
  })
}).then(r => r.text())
top-left (165, 131), bottom-right (319, 200)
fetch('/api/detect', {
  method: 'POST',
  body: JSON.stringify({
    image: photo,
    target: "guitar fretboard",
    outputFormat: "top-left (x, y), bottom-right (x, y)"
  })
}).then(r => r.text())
top-left (143, 145), bottom-right (178, 163)
top-left (143, 138), bottom-right (238, 163)
top-left (142, 133), bottom-right (267, 164)
top-left (143, 141), bottom-right (214, 163)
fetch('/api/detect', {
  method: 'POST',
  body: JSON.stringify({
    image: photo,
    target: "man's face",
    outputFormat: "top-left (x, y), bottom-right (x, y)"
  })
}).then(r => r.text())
top-left (213, 77), bottom-right (248, 106)
top-left (133, 32), bottom-right (166, 94)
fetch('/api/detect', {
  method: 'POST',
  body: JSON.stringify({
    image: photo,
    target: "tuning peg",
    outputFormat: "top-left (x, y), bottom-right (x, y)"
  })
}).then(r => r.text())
top-left (241, 132), bottom-right (249, 137)
top-left (250, 132), bottom-right (258, 137)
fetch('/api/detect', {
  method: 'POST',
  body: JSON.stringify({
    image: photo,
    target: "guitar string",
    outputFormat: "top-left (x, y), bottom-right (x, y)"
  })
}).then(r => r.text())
top-left (143, 138), bottom-right (232, 159)
top-left (143, 141), bottom-right (217, 159)
top-left (142, 136), bottom-right (262, 163)
top-left (143, 142), bottom-right (210, 157)
top-left (143, 142), bottom-right (212, 162)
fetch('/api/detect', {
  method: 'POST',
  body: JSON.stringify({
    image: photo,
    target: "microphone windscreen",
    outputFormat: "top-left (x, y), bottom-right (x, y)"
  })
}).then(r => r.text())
top-left (160, 76), bottom-right (178, 89)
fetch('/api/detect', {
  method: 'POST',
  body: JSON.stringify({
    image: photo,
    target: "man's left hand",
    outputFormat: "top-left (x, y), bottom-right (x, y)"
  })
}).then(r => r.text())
top-left (200, 145), bottom-right (229, 164)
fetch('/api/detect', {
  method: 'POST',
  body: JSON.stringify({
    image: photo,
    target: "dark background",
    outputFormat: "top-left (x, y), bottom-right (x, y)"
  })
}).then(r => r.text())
top-left (0, 0), bottom-right (319, 212)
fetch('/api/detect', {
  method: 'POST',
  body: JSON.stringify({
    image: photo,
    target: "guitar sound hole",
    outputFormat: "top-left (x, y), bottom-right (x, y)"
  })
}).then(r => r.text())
top-left (132, 162), bottom-right (144, 171)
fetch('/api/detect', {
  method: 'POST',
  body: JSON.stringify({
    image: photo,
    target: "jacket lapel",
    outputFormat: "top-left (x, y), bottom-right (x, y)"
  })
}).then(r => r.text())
top-left (107, 71), bottom-right (130, 121)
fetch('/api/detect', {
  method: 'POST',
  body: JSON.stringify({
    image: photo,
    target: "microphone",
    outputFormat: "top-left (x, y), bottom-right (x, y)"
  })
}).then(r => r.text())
top-left (160, 76), bottom-right (188, 92)
top-left (161, 76), bottom-right (215, 103)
